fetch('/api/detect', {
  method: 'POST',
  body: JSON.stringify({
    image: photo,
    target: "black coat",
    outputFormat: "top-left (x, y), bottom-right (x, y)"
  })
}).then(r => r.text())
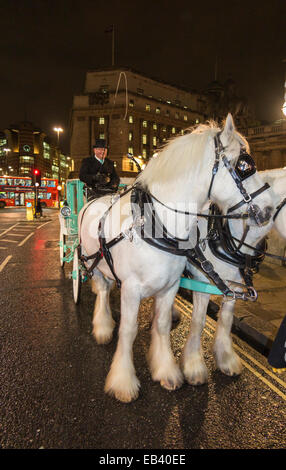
top-left (79, 156), bottom-right (119, 189)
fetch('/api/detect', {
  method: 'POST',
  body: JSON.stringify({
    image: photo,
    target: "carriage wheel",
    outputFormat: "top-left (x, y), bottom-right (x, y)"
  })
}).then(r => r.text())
top-left (59, 231), bottom-right (66, 268)
top-left (72, 247), bottom-right (81, 304)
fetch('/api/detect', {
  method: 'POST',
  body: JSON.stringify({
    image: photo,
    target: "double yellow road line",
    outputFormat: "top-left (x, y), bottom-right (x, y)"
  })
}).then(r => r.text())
top-left (175, 295), bottom-right (286, 401)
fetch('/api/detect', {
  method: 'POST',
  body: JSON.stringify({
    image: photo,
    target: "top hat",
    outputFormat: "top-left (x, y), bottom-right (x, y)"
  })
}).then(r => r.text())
top-left (93, 139), bottom-right (108, 149)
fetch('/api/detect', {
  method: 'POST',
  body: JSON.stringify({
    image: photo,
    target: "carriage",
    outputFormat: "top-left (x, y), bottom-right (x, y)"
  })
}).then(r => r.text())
top-left (59, 178), bottom-right (86, 303)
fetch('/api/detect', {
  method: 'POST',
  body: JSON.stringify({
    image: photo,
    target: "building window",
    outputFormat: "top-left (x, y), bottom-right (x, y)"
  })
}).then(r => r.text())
top-left (165, 110), bottom-right (170, 117)
top-left (99, 117), bottom-right (105, 125)
top-left (142, 120), bottom-right (148, 128)
top-left (137, 88), bottom-right (144, 95)
top-left (172, 127), bottom-right (176, 134)
top-left (175, 113), bottom-right (179, 119)
top-left (129, 99), bottom-right (134, 107)
top-left (184, 115), bottom-right (188, 121)
top-left (122, 156), bottom-right (138, 173)
top-left (196, 118), bottom-right (200, 124)
top-left (153, 136), bottom-right (157, 147)
top-left (129, 115), bottom-right (134, 124)
top-left (146, 104), bottom-right (151, 112)
top-left (162, 127), bottom-right (166, 133)
top-left (142, 135), bottom-right (147, 145)
top-left (155, 107), bottom-right (160, 114)
top-left (128, 146), bottom-right (133, 155)
top-left (43, 142), bottom-right (50, 160)
top-left (153, 123), bottom-right (157, 130)
top-left (128, 131), bottom-right (133, 141)
top-left (19, 156), bottom-right (34, 163)
top-left (142, 149), bottom-right (147, 158)
top-left (99, 133), bottom-right (105, 139)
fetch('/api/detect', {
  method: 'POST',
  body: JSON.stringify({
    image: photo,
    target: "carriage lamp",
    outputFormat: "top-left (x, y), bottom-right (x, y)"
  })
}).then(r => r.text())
top-left (60, 205), bottom-right (71, 217)
top-left (282, 101), bottom-right (286, 117)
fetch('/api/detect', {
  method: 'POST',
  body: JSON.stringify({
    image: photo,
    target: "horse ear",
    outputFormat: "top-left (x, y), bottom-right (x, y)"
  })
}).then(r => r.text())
top-left (221, 113), bottom-right (235, 143)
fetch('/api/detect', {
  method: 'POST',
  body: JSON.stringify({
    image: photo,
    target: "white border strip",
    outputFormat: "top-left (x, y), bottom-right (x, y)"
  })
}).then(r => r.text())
top-left (36, 221), bottom-right (52, 230)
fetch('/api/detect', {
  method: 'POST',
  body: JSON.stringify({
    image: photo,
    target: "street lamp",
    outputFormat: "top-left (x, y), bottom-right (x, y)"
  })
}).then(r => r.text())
top-left (53, 127), bottom-right (63, 184)
top-left (53, 127), bottom-right (63, 146)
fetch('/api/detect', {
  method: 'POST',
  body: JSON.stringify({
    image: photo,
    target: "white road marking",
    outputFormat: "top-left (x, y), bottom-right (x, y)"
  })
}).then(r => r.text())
top-left (0, 239), bottom-right (18, 243)
top-left (0, 247), bottom-right (8, 250)
top-left (18, 232), bottom-right (35, 247)
top-left (175, 296), bottom-right (286, 399)
top-left (0, 255), bottom-right (12, 273)
top-left (5, 234), bottom-right (24, 237)
top-left (0, 223), bottom-right (20, 237)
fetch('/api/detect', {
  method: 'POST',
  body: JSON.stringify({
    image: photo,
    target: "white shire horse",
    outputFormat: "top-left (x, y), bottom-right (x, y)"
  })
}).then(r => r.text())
top-left (181, 168), bottom-right (286, 385)
top-left (79, 114), bottom-right (273, 402)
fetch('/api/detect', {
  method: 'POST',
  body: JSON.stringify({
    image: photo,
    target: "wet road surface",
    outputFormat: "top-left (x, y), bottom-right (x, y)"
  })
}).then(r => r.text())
top-left (0, 209), bottom-right (285, 449)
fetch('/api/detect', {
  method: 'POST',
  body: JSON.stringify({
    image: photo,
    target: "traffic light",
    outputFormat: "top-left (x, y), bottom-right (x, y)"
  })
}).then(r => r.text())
top-left (32, 169), bottom-right (41, 186)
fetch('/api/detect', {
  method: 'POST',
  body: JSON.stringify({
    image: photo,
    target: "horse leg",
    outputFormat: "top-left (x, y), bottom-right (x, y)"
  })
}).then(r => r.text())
top-left (148, 282), bottom-right (183, 391)
top-left (181, 291), bottom-right (209, 385)
top-left (213, 300), bottom-right (242, 376)
top-left (104, 283), bottom-right (140, 403)
top-left (91, 269), bottom-right (115, 345)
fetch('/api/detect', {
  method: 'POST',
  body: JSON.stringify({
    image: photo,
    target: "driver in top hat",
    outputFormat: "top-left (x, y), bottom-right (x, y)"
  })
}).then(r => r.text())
top-left (79, 139), bottom-right (119, 194)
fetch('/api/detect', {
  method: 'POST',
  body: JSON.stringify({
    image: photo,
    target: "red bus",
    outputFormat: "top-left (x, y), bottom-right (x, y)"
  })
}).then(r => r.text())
top-left (0, 176), bottom-right (59, 208)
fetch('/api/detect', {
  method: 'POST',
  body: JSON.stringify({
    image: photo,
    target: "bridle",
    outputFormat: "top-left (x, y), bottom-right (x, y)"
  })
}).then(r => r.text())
top-left (208, 132), bottom-right (271, 227)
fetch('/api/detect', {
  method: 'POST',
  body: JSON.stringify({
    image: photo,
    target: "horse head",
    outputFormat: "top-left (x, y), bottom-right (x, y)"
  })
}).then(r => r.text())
top-left (210, 114), bottom-right (274, 227)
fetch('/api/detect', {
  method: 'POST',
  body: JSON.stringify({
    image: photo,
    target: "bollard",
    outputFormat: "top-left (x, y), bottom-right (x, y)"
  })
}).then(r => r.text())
top-left (26, 202), bottom-right (33, 221)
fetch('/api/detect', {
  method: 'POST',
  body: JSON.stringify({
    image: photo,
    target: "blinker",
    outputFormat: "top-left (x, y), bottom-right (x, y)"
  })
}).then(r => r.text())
top-left (235, 152), bottom-right (256, 181)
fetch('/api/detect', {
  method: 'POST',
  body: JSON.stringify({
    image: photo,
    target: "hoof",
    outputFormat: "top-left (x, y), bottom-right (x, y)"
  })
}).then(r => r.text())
top-left (92, 319), bottom-right (115, 345)
top-left (182, 356), bottom-right (209, 386)
top-left (104, 370), bottom-right (140, 403)
top-left (160, 378), bottom-right (183, 391)
top-left (214, 350), bottom-right (243, 377)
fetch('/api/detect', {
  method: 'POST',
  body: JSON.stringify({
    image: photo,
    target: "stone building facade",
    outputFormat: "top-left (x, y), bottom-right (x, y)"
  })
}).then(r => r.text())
top-left (0, 121), bottom-right (72, 182)
top-left (240, 120), bottom-right (286, 170)
top-left (70, 67), bottom-right (208, 177)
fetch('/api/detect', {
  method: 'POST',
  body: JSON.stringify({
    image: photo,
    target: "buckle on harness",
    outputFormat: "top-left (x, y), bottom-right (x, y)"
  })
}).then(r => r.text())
top-left (243, 194), bottom-right (252, 203)
top-left (200, 259), bottom-right (214, 273)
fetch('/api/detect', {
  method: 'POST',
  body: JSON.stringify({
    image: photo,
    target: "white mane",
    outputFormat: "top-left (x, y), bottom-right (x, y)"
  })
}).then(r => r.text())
top-left (137, 123), bottom-right (220, 189)
top-left (259, 168), bottom-right (286, 202)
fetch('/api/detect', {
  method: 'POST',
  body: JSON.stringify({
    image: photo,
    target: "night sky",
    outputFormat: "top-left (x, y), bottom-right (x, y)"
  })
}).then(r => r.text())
top-left (0, 0), bottom-right (285, 153)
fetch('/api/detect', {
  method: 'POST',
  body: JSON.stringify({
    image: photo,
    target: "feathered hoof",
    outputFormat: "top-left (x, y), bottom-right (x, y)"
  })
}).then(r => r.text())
top-left (159, 368), bottom-right (184, 391)
top-left (185, 371), bottom-right (208, 386)
top-left (182, 355), bottom-right (209, 386)
top-left (93, 328), bottom-right (113, 345)
top-left (92, 320), bottom-right (115, 345)
top-left (104, 372), bottom-right (140, 403)
top-left (214, 350), bottom-right (243, 377)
